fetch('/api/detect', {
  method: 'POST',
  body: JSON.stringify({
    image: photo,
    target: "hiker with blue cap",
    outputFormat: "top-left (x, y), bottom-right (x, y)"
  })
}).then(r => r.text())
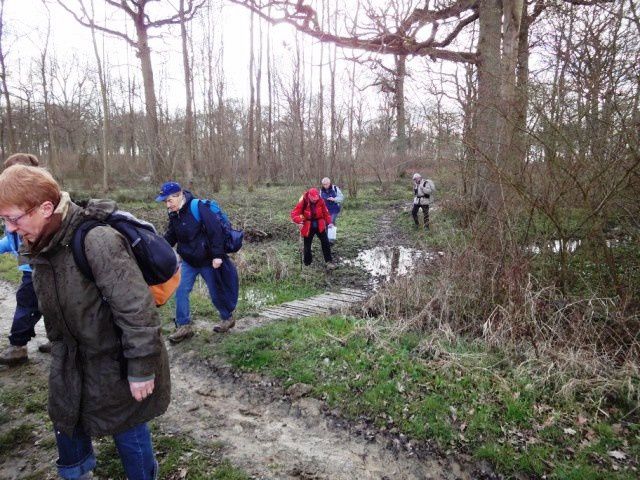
top-left (156, 182), bottom-right (239, 342)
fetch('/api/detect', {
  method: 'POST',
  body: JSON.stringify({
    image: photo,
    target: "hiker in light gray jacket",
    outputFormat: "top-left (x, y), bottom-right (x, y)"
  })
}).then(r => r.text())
top-left (412, 173), bottom-right (435, 230)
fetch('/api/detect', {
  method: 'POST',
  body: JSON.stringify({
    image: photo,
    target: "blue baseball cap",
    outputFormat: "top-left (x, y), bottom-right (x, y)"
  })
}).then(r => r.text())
top-left (155, 181), bottom-right (182, 202)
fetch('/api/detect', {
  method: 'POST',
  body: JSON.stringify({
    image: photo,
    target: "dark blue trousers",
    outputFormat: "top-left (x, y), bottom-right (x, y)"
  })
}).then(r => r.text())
top-left (9, 271), bottom-right (42, 347)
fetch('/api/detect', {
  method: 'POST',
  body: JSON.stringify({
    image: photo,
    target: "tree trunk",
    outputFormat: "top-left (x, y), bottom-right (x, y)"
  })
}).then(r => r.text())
top-left (0, 0), bottom-right (16, 154)
top-left (512, 2), bottom-right (531, 168)
top-left (88, 0), bottom-right (110, 192)
top-left (180, 0), bottom-right (194, 187)
top-left (134, 17), bottom-right (161, 179)
top-left (394, 54), bottom-right (407, 174)
top-left (498, 0), bottom-right (524, 172)
top-left (247, 8), bottom-right (256, 191)
top-left (473, 0), bottom-right (503, 209)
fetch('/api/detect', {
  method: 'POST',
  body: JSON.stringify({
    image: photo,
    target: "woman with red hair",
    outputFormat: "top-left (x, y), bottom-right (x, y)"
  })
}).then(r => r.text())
top-left (291, 188), bottom-right (336, 269)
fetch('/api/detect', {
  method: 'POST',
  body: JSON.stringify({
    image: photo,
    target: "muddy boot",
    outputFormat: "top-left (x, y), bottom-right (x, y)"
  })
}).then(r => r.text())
top-left (0, 345), bottom-right (28, 366)
top-left (213, 318), bottom-right (236, 333)
top-left (168, 324), bottom-right (194, 344)
top-left (38, 341), bottom-right (52, 353)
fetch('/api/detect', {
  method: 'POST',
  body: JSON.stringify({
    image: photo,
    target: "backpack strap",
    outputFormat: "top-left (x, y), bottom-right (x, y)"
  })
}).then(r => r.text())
top-left (190, 198), bottom-right (202, 222)
top-left (70, 219), bottom-right (105, 283)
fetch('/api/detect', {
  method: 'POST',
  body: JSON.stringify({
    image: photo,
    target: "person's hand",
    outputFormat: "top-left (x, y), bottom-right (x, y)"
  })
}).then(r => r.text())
top-left (328, 197), bottom-right (335, 201)
top-left (212, 258), bottom-right (223, 269)
top-left (129, 379), bottom-right (155, 402)
top-left (329, 223), bottom-right (334, 228)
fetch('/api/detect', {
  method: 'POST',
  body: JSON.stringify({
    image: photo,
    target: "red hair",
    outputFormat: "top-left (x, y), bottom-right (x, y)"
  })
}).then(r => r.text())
top-left (0, 165), bottom-right (60, 211)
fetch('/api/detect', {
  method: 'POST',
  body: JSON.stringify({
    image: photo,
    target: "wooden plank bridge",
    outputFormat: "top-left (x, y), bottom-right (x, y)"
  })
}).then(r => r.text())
top-left (259, 288), bottom-right (370, 320)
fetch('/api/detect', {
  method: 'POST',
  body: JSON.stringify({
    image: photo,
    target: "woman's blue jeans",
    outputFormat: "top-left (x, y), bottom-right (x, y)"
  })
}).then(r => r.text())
top-left (55, 423), bottom-right (157, 480)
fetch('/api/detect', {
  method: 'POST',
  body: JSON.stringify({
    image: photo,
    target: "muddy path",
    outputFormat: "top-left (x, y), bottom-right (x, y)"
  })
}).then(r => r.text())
top-left (160, 347), bottom-right (484, 480)
top-left (0, 205), bottom-right (492, 479)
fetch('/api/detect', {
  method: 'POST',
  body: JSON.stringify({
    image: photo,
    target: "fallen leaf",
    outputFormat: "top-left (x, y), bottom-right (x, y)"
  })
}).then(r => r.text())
top-left (608, 450), bottom-right (626, 461)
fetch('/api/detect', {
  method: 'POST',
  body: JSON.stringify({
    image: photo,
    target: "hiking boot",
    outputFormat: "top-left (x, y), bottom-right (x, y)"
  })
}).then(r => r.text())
top-left (213, 318), bottom-right (236, 333)
top-left (168, 325), bottom-right (194, 344)
top-left (325, 262), bottom-right (337, 271)
top-left (0, 345), bottom-right (28, 366)
top-left (38, 341), bottom-right (52, 353)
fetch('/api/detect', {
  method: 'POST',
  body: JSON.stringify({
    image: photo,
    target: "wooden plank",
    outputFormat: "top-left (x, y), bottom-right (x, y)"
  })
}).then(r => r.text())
top-left (323, 293), bottom-right (363, 303)
top-left (277, 304), bottom-right (320, 316)
top-left (285, 301), bottom-right (329, 314)
top-left (292, 298), bottom-right (341, 310)
top-left (339, 288), bottom-right (369, 298)
top-left (261, 310), bottom-right (291, 320)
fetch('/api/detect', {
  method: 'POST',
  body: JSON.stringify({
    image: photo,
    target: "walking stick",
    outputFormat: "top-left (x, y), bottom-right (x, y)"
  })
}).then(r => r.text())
top-left (298, 227), bottom-right (303, 272)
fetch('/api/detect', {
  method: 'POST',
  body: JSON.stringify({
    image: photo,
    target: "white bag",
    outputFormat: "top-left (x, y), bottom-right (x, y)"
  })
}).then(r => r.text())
top-left (327, 225), bottom-right (337, 242)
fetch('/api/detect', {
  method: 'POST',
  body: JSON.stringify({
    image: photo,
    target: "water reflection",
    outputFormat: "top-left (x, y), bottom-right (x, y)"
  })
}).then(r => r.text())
top-left (344, 246), bottom-right (439, 281)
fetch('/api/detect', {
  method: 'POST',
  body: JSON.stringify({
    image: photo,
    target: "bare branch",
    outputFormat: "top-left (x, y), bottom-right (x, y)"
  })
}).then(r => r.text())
top-left (227, 0), bottom-right (478, 63)
top-left (56, 0), bottom-right (137, 47)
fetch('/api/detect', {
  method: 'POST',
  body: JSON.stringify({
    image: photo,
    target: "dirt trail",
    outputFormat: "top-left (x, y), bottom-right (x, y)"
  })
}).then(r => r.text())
top-left (161, 349), bottom-right (475, 480)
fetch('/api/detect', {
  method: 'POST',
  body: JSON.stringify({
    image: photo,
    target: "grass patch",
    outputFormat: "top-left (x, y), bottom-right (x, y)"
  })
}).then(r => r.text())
top-left (0, 381), bottom-right (48, 415)
top-left (207, 315), bottom-right (639, 479)
top-left (0, 255), bottom-right (21, 284)
top-left (0, 423), bottom-right (35, 457)
top-left (94, 426), bottom-right (249, 479)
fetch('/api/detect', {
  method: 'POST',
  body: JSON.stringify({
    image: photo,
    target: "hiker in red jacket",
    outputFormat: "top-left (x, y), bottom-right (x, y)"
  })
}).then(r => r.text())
top-left (291, 188), bottom-right (336, 269)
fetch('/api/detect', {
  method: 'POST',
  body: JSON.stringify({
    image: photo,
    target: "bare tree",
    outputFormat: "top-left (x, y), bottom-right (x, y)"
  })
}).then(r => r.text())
top-left (0, 0), bottom-right (16, 154)
top-left (82, 0), bottom-right (111, 191)
top-left (227, 0), bottom-right (609, 209)
top-left (180, 0), bottom-right (195, 186)
top-left (56, 0), bottom-right (205, 179)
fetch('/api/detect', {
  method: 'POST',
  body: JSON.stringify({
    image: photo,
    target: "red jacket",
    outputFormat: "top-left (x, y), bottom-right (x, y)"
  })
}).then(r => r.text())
top-left (291, 192), bottom-right (332, 237)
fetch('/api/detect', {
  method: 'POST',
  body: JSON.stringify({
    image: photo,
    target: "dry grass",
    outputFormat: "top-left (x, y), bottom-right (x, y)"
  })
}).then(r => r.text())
top-left (359, 236), bottom-right (640, 411)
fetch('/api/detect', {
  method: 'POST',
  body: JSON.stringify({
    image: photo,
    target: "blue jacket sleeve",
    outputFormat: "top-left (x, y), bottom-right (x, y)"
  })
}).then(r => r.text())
top-left (0, 235), bottom-right (11, 255)
top-left (199, 202), bottom-right (225, 258)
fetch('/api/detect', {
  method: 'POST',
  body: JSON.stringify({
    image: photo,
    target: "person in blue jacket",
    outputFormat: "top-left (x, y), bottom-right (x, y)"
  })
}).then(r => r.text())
top-left (156, 182), bottom-right (239, 343)
top-left (320, 177), bottom-right (344, 225)
top-left (0, 153), bottom-right (46, 366)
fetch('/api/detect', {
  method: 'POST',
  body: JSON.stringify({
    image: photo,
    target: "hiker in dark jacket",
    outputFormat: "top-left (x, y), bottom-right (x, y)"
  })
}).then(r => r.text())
top-left (0, 165), bottom-right (170, 480)
top-left (291, 188), bottom-right (336, 269)
top-left (157, 181), bottom-right (239, 342)
top-left (0, 153), bottom-right (49, 366)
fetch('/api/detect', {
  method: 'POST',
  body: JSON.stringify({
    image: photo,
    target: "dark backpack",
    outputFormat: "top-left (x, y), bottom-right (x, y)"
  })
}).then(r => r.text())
top-left (190, 199), bottom-right (244, 254)
top-left (71, 211), bottom-right (178, 286)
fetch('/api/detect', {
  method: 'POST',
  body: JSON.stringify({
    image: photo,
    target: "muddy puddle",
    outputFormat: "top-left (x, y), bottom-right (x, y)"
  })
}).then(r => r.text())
top-left (344, 246), bottom-right (439, 283)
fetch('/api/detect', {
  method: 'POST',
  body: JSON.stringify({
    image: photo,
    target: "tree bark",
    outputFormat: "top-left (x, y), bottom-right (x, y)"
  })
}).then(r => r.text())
top-left (394, 54), bottom-right (407, 172)
top-left (180, 0), bottom-right (194, 187)
top-left (0, 0), bottom-right (16, 154)
top-left (473, 0), bottom-right (502, 208)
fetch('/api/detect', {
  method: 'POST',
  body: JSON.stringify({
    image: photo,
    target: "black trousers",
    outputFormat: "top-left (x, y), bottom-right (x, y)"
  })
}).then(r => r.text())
top-left (303, 227), bottom-right (333, 265)
top-left (411, 203), bottom-right (430, 228)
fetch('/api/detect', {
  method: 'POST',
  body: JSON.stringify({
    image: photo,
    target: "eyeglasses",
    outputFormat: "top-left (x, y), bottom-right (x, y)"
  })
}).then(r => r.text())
top-left (0, 205), bottom-right (38, 226)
